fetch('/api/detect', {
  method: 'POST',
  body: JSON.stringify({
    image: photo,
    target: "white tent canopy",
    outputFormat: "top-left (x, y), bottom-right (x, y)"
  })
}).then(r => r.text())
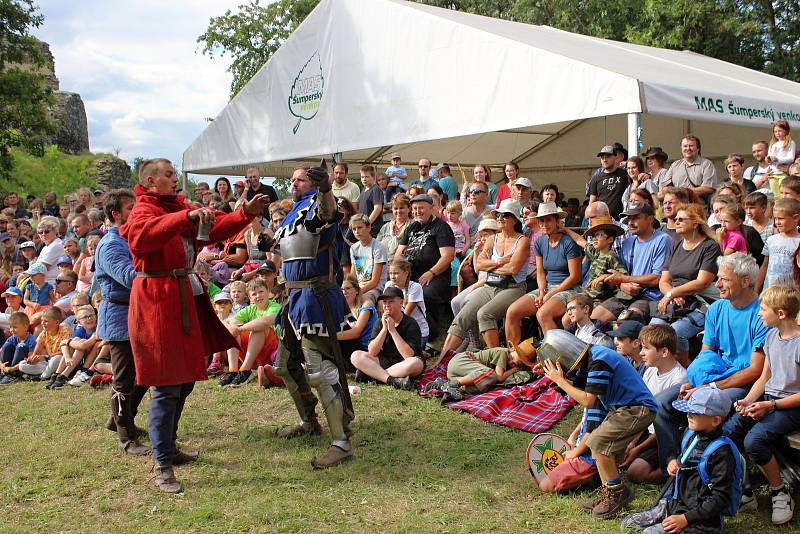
top-left (183, 0), bottom-right (800, 195)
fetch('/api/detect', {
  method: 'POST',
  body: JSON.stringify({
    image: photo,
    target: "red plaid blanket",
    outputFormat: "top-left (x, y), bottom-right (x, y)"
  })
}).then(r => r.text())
top-left (418, 352), bottom-right (575, 434)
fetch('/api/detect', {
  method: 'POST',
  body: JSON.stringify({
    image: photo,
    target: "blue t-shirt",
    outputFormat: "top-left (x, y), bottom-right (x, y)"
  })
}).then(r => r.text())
top-left (1, 333), bottom-right (37, 354)
top-left (72, 325), bottom-right (95, 339)
top-left (356, 302), bottom-right (378, 347)
top-left (534, 233), bottom-right (581, 286)
top-left (437, 175), bottom-right (459, 204)
top-left (582, 345), bottom-right (658, 417)
top-left (701, 297), bottom-right (769, 371)
top-left (27, 282), bottom-right (53, 305)
top-left (384, 165), bottom-right (408, 185)
top-left (618, 230), bottom-right (672, 301)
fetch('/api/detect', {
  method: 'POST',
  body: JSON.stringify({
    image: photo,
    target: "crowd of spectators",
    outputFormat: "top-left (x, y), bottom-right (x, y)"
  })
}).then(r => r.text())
top-left (1, 122), bottom-right (800, 527)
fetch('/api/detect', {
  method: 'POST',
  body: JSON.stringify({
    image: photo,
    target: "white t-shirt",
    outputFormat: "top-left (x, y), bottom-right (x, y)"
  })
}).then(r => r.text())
top-left (385, 279), bottom-right (429, 339)
top-left (769, 139), bottom-right (797, 166)
top-left (350, 239), bottom-right (388, 290)
top-left (38, 238), bottom-right (66, 285)
top-left (643, 363), bottom-right (688, 432)
top-left (762, 233), bottom-right (800, 289)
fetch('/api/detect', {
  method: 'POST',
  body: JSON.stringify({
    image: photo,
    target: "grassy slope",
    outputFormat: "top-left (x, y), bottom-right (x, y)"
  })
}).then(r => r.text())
top-left (0, 380), bottom-right (789, 533)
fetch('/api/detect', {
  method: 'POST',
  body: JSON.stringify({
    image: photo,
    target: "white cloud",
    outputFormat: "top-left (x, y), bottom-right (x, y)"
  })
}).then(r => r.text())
top-left (33, 0), bottom-right (238, 173)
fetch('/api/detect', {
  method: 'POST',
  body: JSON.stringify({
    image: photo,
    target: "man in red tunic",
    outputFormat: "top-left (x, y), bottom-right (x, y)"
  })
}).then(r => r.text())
top-left (121, 158), bottom-right (267, 492)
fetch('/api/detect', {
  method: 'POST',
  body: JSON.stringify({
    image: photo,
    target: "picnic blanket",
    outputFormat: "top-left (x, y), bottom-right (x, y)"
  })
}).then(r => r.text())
top-left (417, 352), bottom-right (575, 434)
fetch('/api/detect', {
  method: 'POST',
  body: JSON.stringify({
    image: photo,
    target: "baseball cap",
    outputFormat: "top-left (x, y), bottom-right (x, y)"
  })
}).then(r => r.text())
top-left (2, 287), bottom-right (23, 298)
top-left (25, 262), bottom-right (47, 276)
top-left (19, 241), bottom-right (35, 249)
top-left (596, 145), bottom-right (616, 157)
top-left (621, 203), bottom-right (655, 217)
top-left (376, 286), bottom-right (404, 302)
top-left (607, 320), bottom-right (643, 340)
top-left (390, 153), bottom-right (401, 160)
top-left (213, 292), bottom-right (232, 304)
top-left (256, 260), bottom-right (277, 273)
top-left (410, 194), bottom-right (433, 205)
top-left (514, 177), bottom-right (533, 189)
top-left (57, 255), bottom-right (74, 265)
top-left (0, 232), bottom-right (11, 242)
top-left (94, 188), bottom-right (105, 195)
top-left (235, 180), bottom-right (246, 187)
top-left (672, 387), bottom-right (732, 417)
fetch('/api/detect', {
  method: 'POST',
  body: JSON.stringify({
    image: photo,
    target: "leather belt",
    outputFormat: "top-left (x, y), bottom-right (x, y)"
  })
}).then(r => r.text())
top-left (136, 268), bottom-right (195, 334)
top-left (101, 295), bottom-right (130, 306)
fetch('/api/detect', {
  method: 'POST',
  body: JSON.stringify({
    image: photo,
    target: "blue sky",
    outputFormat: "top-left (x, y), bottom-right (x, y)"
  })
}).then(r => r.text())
top-left (32, 1), bottom-right (238, 182)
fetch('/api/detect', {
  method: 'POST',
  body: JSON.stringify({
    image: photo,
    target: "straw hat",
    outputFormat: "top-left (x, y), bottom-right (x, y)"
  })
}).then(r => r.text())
top-left (583, 216), bottom-right (623, 238)
top-left (510, 338), bottom-right (537, 367)
top-left (534, 202), bottom-right (566, 219)
top-left (477, 218), bottom-right (500, 233)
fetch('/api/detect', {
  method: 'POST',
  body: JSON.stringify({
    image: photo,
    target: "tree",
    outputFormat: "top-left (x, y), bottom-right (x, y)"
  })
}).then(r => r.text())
top-left (0, 0), bottom-right (54, 183)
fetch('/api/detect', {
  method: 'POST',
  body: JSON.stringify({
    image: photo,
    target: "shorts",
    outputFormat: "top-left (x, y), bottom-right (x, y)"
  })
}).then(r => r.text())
top-left (637, 443), bottom-right (660, 469)
top-left (378, 352), bottom-right (423, 374)
top-left (95, 355), bottom-right (111, 366)
top-left (526, 285), bottom-right (582, 305)
top-left (598, 297), bottom-right (651, 320)
top-left (239, 329), bottom-right (279, 367)
top-left (585, 405), bottom-right (656, 461)
top-left (547, 456), bottom-right (598, 492)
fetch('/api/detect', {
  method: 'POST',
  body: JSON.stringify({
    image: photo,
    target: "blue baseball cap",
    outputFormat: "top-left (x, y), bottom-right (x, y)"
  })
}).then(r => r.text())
top-left (56, 255), bottom-right (73, 266)
top-left (607, 320), bottom-right (643, 340)
top-left (24, 262), bottom-right (47, 276)
top-left (2, 287), bottom-right (23, 298)
top-left (672, 387), bottom-right (731, 417)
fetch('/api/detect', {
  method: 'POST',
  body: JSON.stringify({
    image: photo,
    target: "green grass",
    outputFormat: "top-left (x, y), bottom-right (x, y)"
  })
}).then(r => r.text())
top-left (0, 380), bottom-right (791, 533)
top-left (7, 146), bottom-right (102, 198)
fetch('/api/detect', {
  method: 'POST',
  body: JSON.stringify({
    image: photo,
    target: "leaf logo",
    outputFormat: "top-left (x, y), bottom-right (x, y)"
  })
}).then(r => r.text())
top-left (288, 51), bottom-right (325, 134)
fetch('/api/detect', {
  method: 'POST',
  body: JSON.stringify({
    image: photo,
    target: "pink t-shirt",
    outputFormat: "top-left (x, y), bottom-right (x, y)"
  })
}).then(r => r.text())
top-left (721, 229), bottom-right (747, 253)
top-left (448, 220), bottom-right (470, 254)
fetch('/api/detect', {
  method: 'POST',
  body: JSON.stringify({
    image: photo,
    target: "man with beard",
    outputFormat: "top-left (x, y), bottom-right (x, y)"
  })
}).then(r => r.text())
top-left (272, 163), bottom-right (354, 469)
top-left (331, 162), bottom-right (360, 204)
top-left (588, 145), bottom-right (629, 220)
top-left (244, 167), bottom-right (279, 204)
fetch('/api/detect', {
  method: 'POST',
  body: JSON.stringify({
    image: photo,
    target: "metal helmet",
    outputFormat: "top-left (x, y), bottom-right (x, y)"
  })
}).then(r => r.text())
top-left (537, 329), bottom-right (591, 376)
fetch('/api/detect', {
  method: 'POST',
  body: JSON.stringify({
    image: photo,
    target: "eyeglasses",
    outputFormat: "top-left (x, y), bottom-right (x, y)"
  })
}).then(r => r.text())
top-left (674, 217), bottom-right (687, 223)
top-left (37, 229), bottom-right (52, 235)
top-left (77, 315), bottom-right (94, 321)
top-left (468, 189), bottom-right (486, 195)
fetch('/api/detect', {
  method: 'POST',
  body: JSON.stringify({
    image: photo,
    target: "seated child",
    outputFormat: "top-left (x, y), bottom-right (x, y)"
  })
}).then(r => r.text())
top-left (0, 312), bottom-right (37, 385)
top-left (622, 387), bottom-right (740, 533)
top-left (716, 204), bottom-right (748, 255)
top-left (337, 275), bottom-right (378, 374)
top-left (541, 329), bottom-right (657, 519)
top-left (219, 278), bottom-right (280, 388)
top-left (564, 218), bottom-right (630, 304)
top-left (0, 286), bottom-right (24, 332)
top-left (607, 320), bottom-right (646, 375)
top-left (723, 284), bottom-right (800, 525)
top-left (33, 307), bottom-right (72, 382)
top-left (45, 305), bottom-right (100, 389)
top-left (538, 408), bottom-right (598, 494)
top-left (424, 340), bottom-right (534, 402)
top-left (624, 325), bottom-right (688, 484)
top-left (228, 280), bottom-right (248, 313)
top-left (195, 260), bottom-right (222, 298)
top-left (61, 292), bottom-right (90, 331)
top-left (207, 292), bottom-right (234, 376)
top-left (564, 293), bottom-right (614, 348)
top-left (22, 262), bottom-right (54, 325)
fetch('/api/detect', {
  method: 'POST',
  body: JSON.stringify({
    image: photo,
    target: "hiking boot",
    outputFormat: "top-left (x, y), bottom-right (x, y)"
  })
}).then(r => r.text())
top-left (119, 439), bottom-right (151, 456)
top-left (106, 417), bottom-right (147, 439)
top-left (151, 462), bottom-right (181, 493)
top-left (740, 491), bottom-right (758, 511)
top-left (50, 375), bottom-right (68, 390)
top-left (772, 490), bottom-right (794, 525)
top-left (311, 444), bottom-right (353, 469)
top-left (227, 370), bottom-right (254, 388)
top-left (276, 420), bottom-right (323, 439)
top-left (387, 376), bottom-right (415, 391)
top-left (591, 483), bottom-right (631, 519)
top-left (206, 361), bottom-right (223, 377)
top-left (218, 371), bottom-right (237, 387)
top-left (171, 448), bottom-right (199, 465)
top-left (441, 385), bottom-right (464, 403)
top-left (581, 485), bottom-right (605, 512)
top-left (422, 378), bottom-right (448, 394)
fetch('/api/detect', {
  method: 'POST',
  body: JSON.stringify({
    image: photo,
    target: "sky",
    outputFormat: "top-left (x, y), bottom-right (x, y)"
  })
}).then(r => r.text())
top-left (32, 1), bottom-right (239, 182)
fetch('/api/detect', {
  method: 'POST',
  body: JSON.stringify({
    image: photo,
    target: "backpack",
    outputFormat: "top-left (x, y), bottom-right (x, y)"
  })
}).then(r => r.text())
top-left (675, 429), bottom-right (744, 517)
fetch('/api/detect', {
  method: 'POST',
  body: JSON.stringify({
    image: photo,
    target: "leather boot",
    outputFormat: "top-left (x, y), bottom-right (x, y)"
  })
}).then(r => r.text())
top-left (275, 419), bottom-right (322, 439)
top-left (151, 461), bottom-right (181, 493)
top-left (119, 439), bottom-right (151, 456)
top-left (172, 448), bottom-right (199, 465)
top-left (311, 443), bottom-right (353, 469)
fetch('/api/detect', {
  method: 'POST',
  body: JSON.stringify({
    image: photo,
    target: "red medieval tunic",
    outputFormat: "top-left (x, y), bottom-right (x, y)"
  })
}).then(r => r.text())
top-left (121, 185), bottom-right (254, 386)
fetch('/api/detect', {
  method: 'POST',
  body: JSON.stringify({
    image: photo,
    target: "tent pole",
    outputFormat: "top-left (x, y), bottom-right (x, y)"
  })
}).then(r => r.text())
top-left (627, 112), bottom-right (642, 159)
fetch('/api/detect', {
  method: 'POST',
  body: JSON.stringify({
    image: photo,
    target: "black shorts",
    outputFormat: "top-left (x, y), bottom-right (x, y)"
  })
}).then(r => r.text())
top-left (599, 297), bottom-right (651, 320)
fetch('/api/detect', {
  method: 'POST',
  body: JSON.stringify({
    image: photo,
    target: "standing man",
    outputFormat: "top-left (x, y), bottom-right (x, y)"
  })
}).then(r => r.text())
top-left (743, 140), bottom-right (773, 191)
top-left (95, 189), bottom-right (149, 457)
top-left (331, 162), bottom-right (361, 204)
top-left (122, 159), bottom-right (266, 492)
top-left (663, 135), bottom-right (717, 201)
top-left (244, 167), bottom-right (279, 204)
top-left (272, 163), bottom-right (354, 469)
top-left (437, 164), bottom-right (459, 204)
top-left (410, 158), bottom-right (438, 189)
top-left (588, 145), bottom-right (629, 220)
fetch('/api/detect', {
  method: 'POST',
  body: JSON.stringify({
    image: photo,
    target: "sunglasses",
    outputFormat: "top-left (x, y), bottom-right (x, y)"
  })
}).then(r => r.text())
top-left (468, 189), bottom-right (486, 195)
top-left (496, 213), bottom-right (515, 219)
top-left (674, 217), bottom-right (687, 223)
top-left (37, 229), bottom-right (52, 234)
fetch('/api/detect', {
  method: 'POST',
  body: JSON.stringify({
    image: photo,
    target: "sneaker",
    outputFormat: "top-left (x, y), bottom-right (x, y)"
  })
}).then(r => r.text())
top-left (387, 376), bottom-right (415, 391)
top-left (772, 491), bottom-right (794, 525)
top-left (89, 374), bottom-right (105, 387)
top-left (422, 378), bottom-right (448, 394)
top-left (740, 491), bottom-right (759, 512)
top-left (591, 483), bottom-right (632, 519)
top-left (0, 374), bottom-right (18, 385)
top-left (227, 370), bottom-right (254, 388)
top-left (441, 385), bottom-right (464, 402)
top-left (218, 371), bottom-right (237, 387)
top-left (44, 374), bottom-right (59, 389)
top-left (68, 369), bottom-right (92, 387)
top-left (207, 361), bottom-right (223, 377)
top-left (50, 375), bottom-right (68, 390)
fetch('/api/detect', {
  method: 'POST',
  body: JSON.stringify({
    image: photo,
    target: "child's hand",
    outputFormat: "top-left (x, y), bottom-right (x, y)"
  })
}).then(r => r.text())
top-left (667, 459), bottom-right (680, 476)
top-left (588, 275), bottom-right (607, 288)
top-left (541, 359), bottom-right (565, 385)
top-left (661, 513), bottom-right (687, 533)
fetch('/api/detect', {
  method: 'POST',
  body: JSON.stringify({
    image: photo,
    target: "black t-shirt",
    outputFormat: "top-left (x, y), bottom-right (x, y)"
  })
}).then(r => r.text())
top-left (246, 182), bottom-right (279, 204)
top-left (372, 313), bottom-right (422, 368)
top-left (666, 238), bottom-right (721, 288)
top-left (357, 185), bottom-right (385, 237)
top-left (398, 215), bottom-right (455, 281)
top-left (588, 167), bottom-right (629, 219)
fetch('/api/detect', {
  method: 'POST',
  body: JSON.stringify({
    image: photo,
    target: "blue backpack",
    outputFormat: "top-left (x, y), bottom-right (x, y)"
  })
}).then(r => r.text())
top-left (674, 429), bottom-right (744, 517)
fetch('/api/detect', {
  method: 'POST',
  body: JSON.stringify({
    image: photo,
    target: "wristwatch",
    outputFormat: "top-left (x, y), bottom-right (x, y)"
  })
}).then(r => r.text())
top-left (772, 399), bottom-right (779, 412)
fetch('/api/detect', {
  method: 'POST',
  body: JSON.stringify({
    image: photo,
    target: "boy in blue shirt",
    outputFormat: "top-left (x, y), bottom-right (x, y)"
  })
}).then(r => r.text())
top-left (0, 312), bottom-right (37, 385)
top-left (383, 153), bottom-right (407, 203)
top-left (541, 329), bottom-right (657, 519)
top-left (22, 262), bottom-right (54, 315)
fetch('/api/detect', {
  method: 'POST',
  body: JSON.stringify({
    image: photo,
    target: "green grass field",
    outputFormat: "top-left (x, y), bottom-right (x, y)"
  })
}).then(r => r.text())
top-left (0, 380), bottom-right (791, 533)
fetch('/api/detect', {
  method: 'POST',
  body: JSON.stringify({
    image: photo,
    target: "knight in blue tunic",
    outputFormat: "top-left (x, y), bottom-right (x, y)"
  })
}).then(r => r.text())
top-left (272, 162), bottom-right (354, 469)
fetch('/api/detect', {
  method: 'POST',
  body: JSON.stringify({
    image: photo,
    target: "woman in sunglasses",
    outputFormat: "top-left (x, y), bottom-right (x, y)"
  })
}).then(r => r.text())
top-left (34, 216), bottom-right (66, 285)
